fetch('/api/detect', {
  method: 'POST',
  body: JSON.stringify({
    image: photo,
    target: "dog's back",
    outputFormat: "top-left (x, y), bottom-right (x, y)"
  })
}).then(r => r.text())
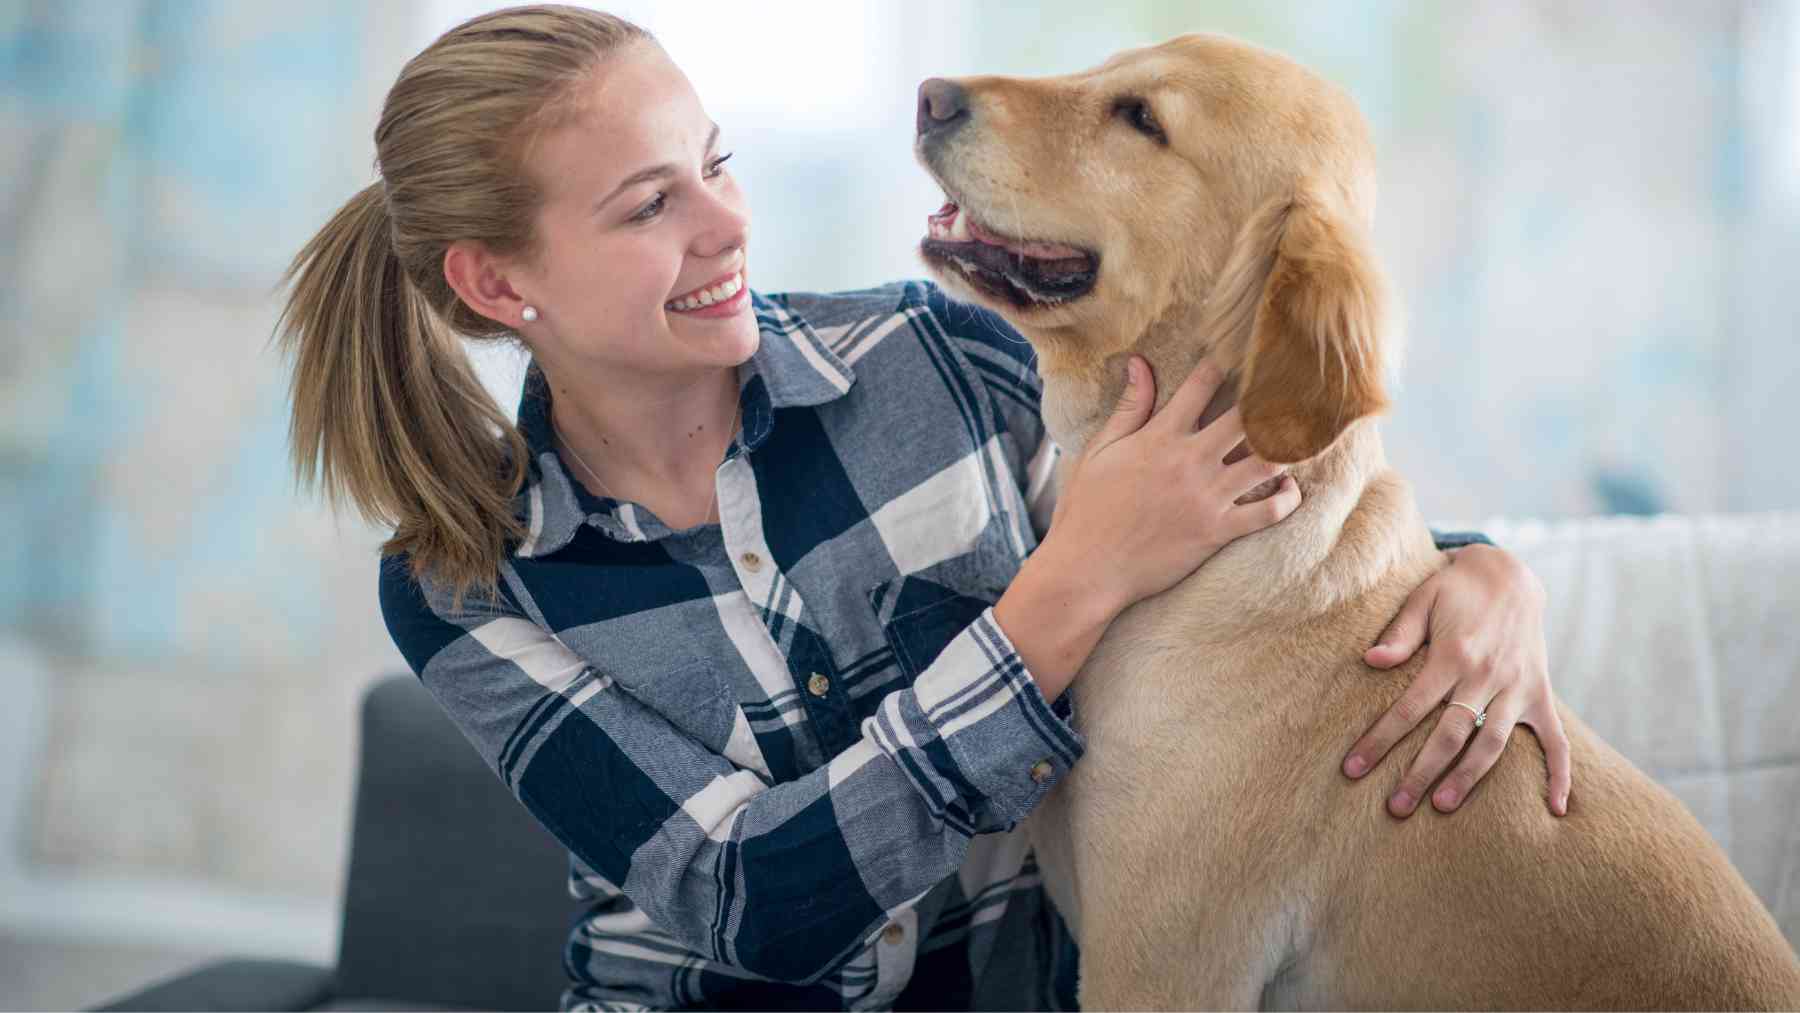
top-left (1040, 488), bottom-right (1800, 1009)
top-left (1309, 681), bottom-right (1800, 1009)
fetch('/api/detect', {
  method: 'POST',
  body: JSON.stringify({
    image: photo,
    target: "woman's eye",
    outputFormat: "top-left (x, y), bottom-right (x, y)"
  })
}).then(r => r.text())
top-left (631, 193), bottom-right (665, 222)
top-left (628, 154), bottom-right (733, 222)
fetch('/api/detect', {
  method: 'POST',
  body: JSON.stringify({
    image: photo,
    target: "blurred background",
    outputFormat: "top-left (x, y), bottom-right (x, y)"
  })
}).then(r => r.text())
top-left (2, 0), bottom-right (1797, 1007)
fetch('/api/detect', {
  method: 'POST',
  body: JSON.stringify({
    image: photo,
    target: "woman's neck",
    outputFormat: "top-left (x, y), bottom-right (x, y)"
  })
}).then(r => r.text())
top-left (542, 356), bottom-right (742, 506)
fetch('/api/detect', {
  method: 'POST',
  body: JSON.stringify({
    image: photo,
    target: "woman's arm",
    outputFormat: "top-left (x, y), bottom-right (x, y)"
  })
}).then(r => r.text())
top-left (379, 553), bottom-right (1079, 985)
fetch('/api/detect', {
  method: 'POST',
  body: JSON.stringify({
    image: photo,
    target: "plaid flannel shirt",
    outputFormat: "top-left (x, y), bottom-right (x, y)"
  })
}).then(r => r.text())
top-left (378, 280), bottom-right (1487, 1011)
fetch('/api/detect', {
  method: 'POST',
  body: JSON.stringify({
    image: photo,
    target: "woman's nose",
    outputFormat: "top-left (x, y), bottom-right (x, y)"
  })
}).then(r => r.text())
top-left (693, 188), bottom-right (749, 259)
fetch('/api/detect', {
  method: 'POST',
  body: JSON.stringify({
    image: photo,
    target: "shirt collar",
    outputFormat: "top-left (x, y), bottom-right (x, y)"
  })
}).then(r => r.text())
top-left (511, 289), bottom-right (854, 556)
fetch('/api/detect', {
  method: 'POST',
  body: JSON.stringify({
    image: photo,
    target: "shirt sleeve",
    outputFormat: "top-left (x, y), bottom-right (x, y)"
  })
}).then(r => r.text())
top-left (1430, 529), bottom-right (1494, 550)
top-left (377, 553), bottom-right (1083, 986)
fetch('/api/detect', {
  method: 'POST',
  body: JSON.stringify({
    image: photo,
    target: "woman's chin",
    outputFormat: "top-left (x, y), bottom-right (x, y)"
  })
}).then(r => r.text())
top-left (709, 314), bottom-right (760, 365)
top-left (659, 298), bottom-right (759, 365)
top-left (730, 321), bottom-right (760, 364)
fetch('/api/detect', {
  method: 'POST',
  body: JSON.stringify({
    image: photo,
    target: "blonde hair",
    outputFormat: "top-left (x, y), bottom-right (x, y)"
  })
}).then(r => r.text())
top-left (273, 5), bottom-right (652, 611)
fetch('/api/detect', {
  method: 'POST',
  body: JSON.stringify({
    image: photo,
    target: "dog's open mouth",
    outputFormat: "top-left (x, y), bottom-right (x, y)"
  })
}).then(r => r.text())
top-left (920, 201), bottom-right (1098, 308)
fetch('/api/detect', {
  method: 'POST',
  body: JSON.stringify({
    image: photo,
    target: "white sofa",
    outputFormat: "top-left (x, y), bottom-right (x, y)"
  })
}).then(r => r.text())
top-left (1474, 511), bottom-right (1800, 947)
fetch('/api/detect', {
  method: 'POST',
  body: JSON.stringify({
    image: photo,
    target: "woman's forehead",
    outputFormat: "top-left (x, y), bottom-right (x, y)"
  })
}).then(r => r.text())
top-left (533, 46), bottom-right (711, 197)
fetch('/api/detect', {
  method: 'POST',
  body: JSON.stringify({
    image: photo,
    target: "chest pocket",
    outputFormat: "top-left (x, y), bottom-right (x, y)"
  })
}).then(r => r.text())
top-left (866, 520), bottom-right (1022, 681)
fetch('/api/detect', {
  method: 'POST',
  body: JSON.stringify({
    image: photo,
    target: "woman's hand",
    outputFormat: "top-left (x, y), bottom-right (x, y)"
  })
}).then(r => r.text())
top-left (1341, 543), bottom-right (1572, 818)
top-left (996, 355), bottom-right (1301, 704)
top-left (1046, 355), bottom-right (1302, 616)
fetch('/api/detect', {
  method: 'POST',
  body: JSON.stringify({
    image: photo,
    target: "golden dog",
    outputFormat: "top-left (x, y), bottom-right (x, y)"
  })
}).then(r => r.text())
top-left (914, 33), bottom-right (1800, 1010)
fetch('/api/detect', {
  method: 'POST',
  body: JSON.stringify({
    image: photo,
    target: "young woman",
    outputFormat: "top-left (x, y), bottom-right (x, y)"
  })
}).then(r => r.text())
top-left (278, 7), bottom-right (1570, 1009)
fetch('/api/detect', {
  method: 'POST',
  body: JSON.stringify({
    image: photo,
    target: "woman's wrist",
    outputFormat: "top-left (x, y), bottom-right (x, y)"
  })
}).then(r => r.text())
top-left (992, 533), bottom-right (1125, 703)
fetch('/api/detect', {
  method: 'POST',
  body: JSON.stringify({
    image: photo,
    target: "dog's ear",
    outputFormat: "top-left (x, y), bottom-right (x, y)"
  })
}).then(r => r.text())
top-left (1213, 185), bottom-right (1390, 464)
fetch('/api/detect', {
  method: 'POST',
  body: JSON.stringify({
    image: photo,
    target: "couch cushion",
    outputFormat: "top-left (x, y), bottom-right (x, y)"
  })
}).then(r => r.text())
top-left (88, 958), bottom-right (334, 1012)
top-left (333, 675), bottom-right (575, 1011)
top-left (1477, 511), bottom-right (1800, 944)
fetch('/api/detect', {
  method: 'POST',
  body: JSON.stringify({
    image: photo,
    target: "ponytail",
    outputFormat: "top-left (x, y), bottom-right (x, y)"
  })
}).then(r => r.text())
top-left (273, 180), bottom-right (527, 613)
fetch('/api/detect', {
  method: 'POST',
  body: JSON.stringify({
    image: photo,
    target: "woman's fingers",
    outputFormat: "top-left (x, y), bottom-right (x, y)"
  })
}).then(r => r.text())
top-left (1365, 574), bottom-right (1439, 669)
top-left (1191, 405), bottom-right (1245, 455)
top-left (1223, 451), bottom-right (1287, 499)
top-left (1520, 690), bottom-right (1574, 815)
top-left (1430, 689), bottom-right (1521, 812)
top-left (1222, 475), bottom-right (1300, 538)
top-left (1153, 360), bottom-right (1227, 435)
top-left (1089, 355), bottom-right (1157, 453)
top-left (1388, 693), bottom-right (1492, 817)
top-left (1342, 644), bottom-right (1452, 779)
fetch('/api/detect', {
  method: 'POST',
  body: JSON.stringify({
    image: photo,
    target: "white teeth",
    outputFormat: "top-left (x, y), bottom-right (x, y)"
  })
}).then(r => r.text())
top-left (949, 209), bottom-right (971, 241)
top-left (666, 272), bottom-right (744, 312)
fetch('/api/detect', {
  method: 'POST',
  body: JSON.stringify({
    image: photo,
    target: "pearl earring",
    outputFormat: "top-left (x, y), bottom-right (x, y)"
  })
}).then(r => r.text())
top-left (521, 305), bottom-right (539, 322)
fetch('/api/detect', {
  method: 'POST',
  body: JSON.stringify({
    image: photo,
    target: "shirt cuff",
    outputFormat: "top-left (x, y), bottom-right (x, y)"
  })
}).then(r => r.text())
top-left (867, 606), bottom-right (1086, 835)
top-left (1430, 528), bottom-right (1494, 551)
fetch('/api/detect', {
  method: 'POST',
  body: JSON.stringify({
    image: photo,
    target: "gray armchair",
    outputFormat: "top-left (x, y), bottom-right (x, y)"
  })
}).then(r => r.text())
top-left (91, 674), bottom-right (577, 1011)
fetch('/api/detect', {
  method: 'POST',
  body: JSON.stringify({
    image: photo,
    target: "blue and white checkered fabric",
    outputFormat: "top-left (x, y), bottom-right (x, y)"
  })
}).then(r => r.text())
top-left (381, 281), bottom-right (1086, 1010)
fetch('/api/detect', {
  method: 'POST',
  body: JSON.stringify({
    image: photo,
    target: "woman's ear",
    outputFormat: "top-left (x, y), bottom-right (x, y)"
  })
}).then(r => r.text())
top-left (443, 238), bottom-right (529, 328)
top-left (1212, 185), bottom-right (1391, 465)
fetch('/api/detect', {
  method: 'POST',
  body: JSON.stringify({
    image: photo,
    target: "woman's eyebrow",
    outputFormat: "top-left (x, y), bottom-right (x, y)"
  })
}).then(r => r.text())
top-left (593, 123), bottom-right (721, 214)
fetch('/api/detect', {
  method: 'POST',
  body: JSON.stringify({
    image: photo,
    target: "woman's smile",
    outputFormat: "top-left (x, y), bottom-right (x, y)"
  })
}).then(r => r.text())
top-left (665, 267), bottom-right (749, 318)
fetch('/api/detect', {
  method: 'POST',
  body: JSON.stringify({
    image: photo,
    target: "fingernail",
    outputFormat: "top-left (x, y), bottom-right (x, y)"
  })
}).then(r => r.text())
top-left (1388, 790), bottom-right (1412, 813)
top-left (1343, 755), bottom-right (1366, 777)
top-left (1557, 792), bottom-right (1568, 815)
top-left (1434, 787), bottom-right (1458, 809)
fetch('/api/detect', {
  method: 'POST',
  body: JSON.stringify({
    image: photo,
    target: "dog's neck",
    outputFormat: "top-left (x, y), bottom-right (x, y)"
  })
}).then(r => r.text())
top-left (1040, 353), bottom-right (1436, 649)
top-left (1034, 308), bottom-right (1243, 460)
top-left (1181, 420), bottom-right (1436, 633)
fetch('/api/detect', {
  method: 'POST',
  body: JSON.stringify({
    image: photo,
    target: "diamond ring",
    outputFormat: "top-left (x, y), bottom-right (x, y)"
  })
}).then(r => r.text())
top-left (1446, 700), bottom-right (1486, 729)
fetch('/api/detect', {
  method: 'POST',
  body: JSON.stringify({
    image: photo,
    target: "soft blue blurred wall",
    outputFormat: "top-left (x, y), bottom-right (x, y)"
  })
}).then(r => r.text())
top-left (1, 0), bottom-right (1795, 959)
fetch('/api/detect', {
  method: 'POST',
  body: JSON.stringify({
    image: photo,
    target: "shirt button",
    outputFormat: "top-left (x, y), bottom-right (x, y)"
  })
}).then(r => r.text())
top-left (740, 551), bottom-right (762, 573)
top-left (1029, 759), bottom-right (1054, 784)
top-left (881, 922), bottom-right (905, 945)
top-left (807, 672), bottom-right (831, 697)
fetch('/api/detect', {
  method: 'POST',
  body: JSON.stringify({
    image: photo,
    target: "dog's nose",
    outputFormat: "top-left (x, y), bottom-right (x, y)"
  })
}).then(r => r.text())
top-left (916, 78), bottom-right (968, 138)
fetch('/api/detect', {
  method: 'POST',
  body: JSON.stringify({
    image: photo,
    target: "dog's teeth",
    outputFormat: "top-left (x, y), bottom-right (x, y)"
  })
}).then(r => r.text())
top-left (950, 210), bottom-right (971, 241)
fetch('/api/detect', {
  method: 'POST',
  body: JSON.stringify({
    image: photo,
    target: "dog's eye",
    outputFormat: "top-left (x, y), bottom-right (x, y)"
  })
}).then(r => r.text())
top-left (1114, 97), bottom-right (1166, 145)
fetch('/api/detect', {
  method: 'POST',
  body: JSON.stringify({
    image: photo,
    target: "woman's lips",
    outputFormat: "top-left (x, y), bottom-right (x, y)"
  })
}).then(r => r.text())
top-left (665, 269), bottom-right (748, 317)
top-left (669, 267), bottom-right (741, 303)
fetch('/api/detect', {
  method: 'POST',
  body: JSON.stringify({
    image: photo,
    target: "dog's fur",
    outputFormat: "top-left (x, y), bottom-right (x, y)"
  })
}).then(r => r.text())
top-left (915, 33), bottom-right (1800, 1009)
